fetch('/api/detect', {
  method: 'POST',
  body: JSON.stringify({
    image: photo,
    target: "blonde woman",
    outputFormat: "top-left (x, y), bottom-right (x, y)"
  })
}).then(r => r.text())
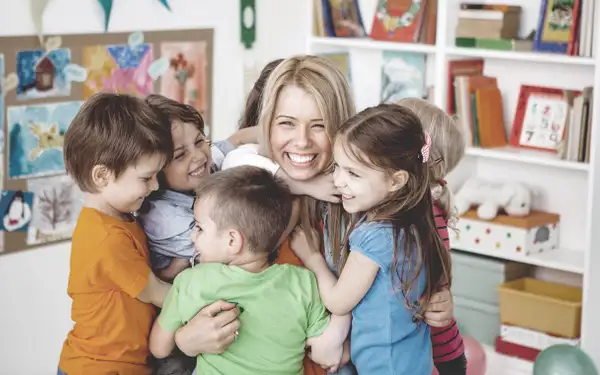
top-left (175, 56), bottom-right (455, 375)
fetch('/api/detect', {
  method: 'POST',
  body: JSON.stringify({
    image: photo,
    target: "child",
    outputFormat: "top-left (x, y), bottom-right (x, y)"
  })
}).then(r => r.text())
top-left (58, 93), bottom-right (173, 375)
top-left (291, 103), bottom-right (452, 375)
top-left (397, 97), bottom-right (467, 374)
top-left (149, 166), bottom-right (338, 375)
top-left (139, 94), bottom-right (257, 283)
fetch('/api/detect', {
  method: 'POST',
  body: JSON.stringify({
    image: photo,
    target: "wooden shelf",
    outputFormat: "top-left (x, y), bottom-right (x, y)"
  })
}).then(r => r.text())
top-left (446, 46), bottom-right (596, 66)
top-left (465, 146), bottom-right (589, 171)
top-left (309, 36), bottom-right (436, 54)
top-left (452, 246), bottom-right (584, 274)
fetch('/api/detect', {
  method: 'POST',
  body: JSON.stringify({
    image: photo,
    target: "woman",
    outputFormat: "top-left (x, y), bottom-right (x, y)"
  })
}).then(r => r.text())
top-left (175, 55), bottom-right (454, 374)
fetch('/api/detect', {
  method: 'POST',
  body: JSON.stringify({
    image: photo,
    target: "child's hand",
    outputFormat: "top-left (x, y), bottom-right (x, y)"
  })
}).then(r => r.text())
top-left (308, 336), bottom-right (344, 372)
top-left (290, 227), bottom-right (322, 267)
top-left (423, 288), bottom-right (454, 327)
top-left (283, 172), bottom-right (340, 203)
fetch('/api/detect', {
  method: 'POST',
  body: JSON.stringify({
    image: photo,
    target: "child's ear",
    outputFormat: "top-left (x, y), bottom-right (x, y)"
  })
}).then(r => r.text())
top-left (91, 165), bottom-right (113, 189)
top-left (389, 170), bottom-right (409, 192)
top-left (226, 229), bottom-right (244, 255)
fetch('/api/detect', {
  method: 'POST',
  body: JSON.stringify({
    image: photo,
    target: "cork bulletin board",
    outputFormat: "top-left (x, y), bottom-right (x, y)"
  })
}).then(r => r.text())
top-left (0, 28), bottom-right (213, 255)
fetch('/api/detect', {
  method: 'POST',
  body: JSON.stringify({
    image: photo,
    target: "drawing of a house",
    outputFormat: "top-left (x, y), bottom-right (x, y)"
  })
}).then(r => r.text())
top-left (35, 55), bottom-right (55, 92)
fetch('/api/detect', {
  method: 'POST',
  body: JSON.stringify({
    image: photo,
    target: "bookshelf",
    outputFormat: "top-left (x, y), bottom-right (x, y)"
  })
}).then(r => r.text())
top-left (307, 0), bottom-right (600, 372)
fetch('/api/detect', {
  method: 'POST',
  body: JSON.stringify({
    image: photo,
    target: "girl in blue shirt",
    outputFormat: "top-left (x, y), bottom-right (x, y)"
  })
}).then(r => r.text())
top-left (292, 103), bottom-right (452, 375)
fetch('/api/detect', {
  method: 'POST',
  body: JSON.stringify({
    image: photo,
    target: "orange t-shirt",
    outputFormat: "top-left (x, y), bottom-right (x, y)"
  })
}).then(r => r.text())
top-left (59, 207), bottom-right (156, 375)
top-left (276, 238), bottom-right (327, 375)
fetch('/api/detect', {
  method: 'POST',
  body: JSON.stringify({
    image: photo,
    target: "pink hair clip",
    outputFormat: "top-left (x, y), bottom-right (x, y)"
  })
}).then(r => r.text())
top-left (421, 133), bottom-right (431, 163)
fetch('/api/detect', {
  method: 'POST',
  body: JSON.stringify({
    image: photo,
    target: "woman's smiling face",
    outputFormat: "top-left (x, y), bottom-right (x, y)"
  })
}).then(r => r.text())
top-left (269, 85), bottom-right (332, 181)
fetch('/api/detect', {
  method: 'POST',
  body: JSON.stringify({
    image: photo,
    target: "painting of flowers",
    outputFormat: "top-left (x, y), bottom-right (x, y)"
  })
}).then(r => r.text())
top-left (82, 44), bottom-right (154, 98)
top-left (160, 42), bottom-right (207, 115)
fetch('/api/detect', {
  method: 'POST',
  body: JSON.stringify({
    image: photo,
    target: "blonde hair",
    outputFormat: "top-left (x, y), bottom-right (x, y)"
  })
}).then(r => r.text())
top-left (257, 55), bottom-right (356, 266)
top-left (396, 98), bottom-right (465, 227)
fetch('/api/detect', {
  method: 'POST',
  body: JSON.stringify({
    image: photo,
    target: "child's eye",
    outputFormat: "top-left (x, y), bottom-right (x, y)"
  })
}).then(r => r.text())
top-left (349, 171), bottom-right (359, 178)
top-left (141, 177), bottom-right (151, 182)
top-left (174, 152), bottom-right (184, 160)
top-left (195, 139), bottom-right (207, 147)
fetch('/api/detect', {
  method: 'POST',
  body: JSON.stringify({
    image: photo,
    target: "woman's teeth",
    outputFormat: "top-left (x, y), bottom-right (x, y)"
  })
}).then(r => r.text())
top-left (189, 164), bottom-right (206, 176)
top-left (286, 153), bottom-right (316, 165)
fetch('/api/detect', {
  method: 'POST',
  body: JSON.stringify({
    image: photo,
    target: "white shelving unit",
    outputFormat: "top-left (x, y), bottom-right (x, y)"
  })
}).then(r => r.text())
top-left (307, 0), bottom-right (600, 372)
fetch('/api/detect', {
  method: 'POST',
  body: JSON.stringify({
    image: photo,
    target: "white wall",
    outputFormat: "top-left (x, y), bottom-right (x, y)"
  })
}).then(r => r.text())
top-left (0, 1), bottom-right (309, 373)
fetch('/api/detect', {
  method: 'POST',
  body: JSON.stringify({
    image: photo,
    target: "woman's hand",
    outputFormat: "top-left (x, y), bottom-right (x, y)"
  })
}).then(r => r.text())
top-left (423, 288), bottom-right (454, 327)
top-left (175, 300), bottom-right (242, 356)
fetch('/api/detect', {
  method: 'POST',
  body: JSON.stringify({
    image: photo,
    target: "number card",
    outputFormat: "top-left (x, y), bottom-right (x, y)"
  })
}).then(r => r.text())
top-left (518, 95), bottom-right (568, 152)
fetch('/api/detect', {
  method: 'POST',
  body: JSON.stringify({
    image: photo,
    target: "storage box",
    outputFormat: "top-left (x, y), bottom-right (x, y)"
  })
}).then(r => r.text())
top-left (450, 209), bottom-right (560, 257)
top-left (497, 278), bottom-right (582, 338)
top-left (455, 296), bottom-right (500, 347)
top-left (451, 250), bottom-right (530, 305)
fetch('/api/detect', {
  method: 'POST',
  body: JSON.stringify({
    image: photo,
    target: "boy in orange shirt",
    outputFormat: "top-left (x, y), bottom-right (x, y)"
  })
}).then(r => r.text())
top-left (58, 93), bottom-right (174, 375)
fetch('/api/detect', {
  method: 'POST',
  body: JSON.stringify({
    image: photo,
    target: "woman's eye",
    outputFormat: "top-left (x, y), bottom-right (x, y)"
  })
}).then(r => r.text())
top-left (279, 121), bottom-right (294, 126)
top-left (312, 123), bottom-right (325, 129)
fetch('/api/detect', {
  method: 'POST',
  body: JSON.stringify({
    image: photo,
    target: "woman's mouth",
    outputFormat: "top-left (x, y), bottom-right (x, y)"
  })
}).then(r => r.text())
top-left (285, 152), bottom-right (317, 166)
top-left (189, 163), bottom-right (207, 177)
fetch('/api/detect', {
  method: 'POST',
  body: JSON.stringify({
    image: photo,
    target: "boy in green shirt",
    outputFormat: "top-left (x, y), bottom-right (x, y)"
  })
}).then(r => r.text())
top-left (149, 166), bottom-right (333, 375)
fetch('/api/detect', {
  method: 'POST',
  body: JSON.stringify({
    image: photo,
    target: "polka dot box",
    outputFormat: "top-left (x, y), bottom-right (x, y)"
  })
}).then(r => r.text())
top-left (450, 209), bottom-right (560, 257)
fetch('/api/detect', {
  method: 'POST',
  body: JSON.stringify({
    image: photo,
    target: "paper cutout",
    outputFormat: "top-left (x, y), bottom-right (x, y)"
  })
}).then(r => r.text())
top-left (148, 57), bottom-right (170, 80)
top-left (16, 48), bottom-right (71, 100)
top-left (30, 0), bottom-right (51, 46)
top-left (44, 36), bottom-right (62, 51)
top-left (7, 101), bottom-right (82, 179)
top-left (97, 0), bottom-right (113, 31)
top-left (2, 73), bottom-right (19, 94)
top-left (0, 190), bottom-right (34, 232)
top-left (63, 64), bottom-right (88, 82)
top-left (128, 31), bottom-right (144, 48)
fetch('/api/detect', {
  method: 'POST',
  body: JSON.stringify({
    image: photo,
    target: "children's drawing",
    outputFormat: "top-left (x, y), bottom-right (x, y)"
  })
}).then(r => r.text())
top-left (27, 175), bottom-right (83, 245)
top-left (380, 50), bottom-right (425, 103)
top-left (6, 101), bottom-right (82, 179)
top-left (0, 190), bottom-right (33, 232)
top-left (160, 42), bottom-right (207, 114)
top-left (83, 44), bottom-right (153, 98)
top-left (16, 48), bottom-right (71, 100)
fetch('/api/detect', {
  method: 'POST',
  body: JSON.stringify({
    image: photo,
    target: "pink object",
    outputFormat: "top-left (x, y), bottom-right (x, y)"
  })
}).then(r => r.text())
top-left (464, 336), bottom-right (487, 375)
top-left (431, 367), bottom-right (439, 375)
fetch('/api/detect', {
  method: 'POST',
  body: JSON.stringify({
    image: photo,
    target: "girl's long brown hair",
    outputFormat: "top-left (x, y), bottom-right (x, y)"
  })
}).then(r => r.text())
top-left (337, 103), bottom-right (452, 316)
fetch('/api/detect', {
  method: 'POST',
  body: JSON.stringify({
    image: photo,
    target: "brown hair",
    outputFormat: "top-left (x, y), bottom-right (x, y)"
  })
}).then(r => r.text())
top-left (146, 94), bottom-right (205, 135)
top-left (195, 166), bottom-right (293, 253)
top-left (238, 59), bottom-right (284, 130)
top-left (396, 98), bottom-right (465, 227)
top-left (257, 55), bottom-right (355, 269)
top-left (64, 93), bottom-right (173, 193)
top-left (337, 103), bottom-right (451, 317)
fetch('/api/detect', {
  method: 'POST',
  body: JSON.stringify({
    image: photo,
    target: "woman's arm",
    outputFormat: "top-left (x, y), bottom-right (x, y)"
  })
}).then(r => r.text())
top-left (175, 300), bottom-right (242, 356)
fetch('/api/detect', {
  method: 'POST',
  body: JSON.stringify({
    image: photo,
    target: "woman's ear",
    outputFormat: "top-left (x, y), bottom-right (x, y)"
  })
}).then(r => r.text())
top-left (389, 170), bottom-right (409, 192)
top-left (91, 165), bottom-right (112, 189)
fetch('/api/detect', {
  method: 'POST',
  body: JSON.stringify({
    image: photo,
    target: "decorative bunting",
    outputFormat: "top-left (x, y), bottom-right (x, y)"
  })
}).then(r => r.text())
top-left (97, 0), bottom-right (113, 31)
top-left (158, 0), bottom-right (171, 11)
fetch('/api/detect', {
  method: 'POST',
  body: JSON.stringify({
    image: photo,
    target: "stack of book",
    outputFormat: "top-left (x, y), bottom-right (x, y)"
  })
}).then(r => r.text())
top-left (455, 3), bottom-right (532, 52)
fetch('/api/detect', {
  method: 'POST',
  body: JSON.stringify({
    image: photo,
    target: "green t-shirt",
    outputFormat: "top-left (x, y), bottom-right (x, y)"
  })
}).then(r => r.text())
top-left (158, 263), bottom-right (330, 375)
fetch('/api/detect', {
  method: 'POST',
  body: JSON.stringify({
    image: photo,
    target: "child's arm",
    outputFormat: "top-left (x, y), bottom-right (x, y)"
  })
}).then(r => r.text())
top-left (301, 271), bottom-right (347, 371)
top-left (155, 258), bottom-right (190, 283)
top-left (137, 272), bottom-right (171, 308)
top-left (149, 274), bottom-right (187, 358)
top-left (291, 228), bottom-right (379, 315)
top-left (226, 126), bottom-right (259, 147)
top-left (100, 233), bottom-right (170, 308)
top-left (222, 144), bottom-right (340, 203)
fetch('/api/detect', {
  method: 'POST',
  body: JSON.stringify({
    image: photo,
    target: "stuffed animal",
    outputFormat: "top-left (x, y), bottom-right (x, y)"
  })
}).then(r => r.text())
top-left (455, 178), bottom-right (534, 220)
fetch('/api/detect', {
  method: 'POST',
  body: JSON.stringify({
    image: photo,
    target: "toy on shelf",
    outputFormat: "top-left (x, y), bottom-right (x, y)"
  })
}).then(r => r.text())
top-left (455, 177), bottom-right (535, 220)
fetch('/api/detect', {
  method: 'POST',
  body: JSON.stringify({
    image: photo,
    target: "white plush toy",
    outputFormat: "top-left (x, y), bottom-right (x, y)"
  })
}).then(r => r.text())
top-left (454, 178), bottom-right (534, 220)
